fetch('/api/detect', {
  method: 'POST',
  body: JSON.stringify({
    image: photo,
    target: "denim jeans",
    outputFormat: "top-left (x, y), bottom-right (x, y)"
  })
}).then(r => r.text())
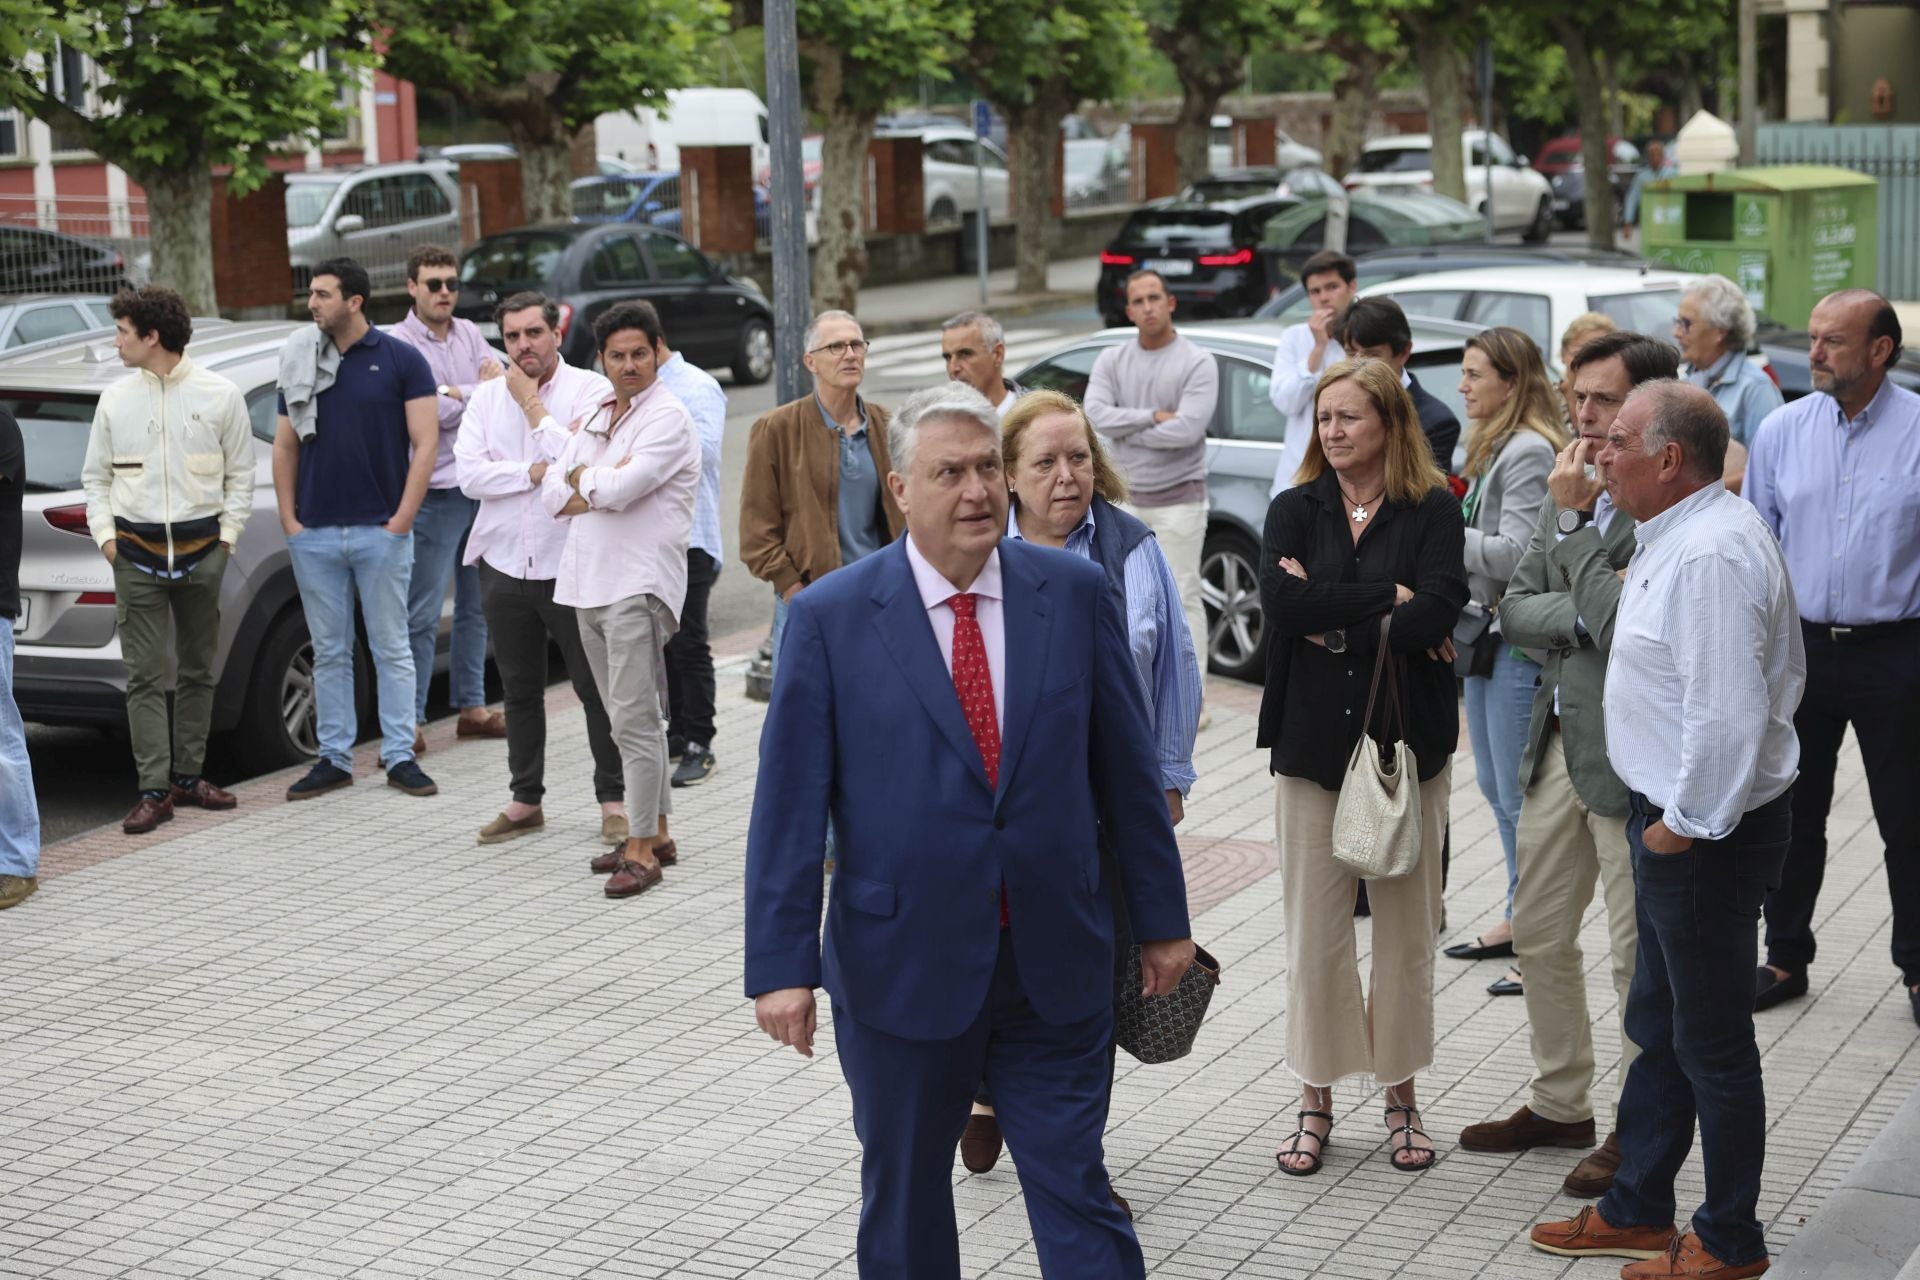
top-left (288, 525), bottom-right (417, 772)
top-left (1599, 788), bottom-right (1792, 1268)
top-left (1463, 644), bottom-right (1539, 918)
top-left (769, 591), bottom-right (790, 685)
top-left (0, 627), bottom-right (39, 878)
top-left (407, 487), bottom-right (488, 722)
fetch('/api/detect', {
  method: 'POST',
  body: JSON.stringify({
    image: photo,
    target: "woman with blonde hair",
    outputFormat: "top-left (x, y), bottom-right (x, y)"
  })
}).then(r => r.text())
top-left (1441, 327), bottom-right (1567, 993)
top-left (1557, 312), bottom-right (1619, 421)
top-left (1258, 358), bottom-right (1467, 1176)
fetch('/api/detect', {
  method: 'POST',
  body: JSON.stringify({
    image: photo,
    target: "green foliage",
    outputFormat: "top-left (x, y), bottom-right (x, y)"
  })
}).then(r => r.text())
top-left (960, 0), bottom-right (1146, 111)
top-left (793, 0), bottom-right (970, 114)
top-left (0, 0), bottom-right (368, 192)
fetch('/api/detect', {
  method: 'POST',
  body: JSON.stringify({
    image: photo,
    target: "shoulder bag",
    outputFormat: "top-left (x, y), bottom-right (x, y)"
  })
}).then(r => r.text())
top-left (1331, 614), bottom-right (1423, 880)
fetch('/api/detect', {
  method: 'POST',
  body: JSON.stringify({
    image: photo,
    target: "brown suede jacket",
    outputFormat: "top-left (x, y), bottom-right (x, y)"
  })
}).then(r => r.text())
top-left (738, 394), bottom-right (905, 597)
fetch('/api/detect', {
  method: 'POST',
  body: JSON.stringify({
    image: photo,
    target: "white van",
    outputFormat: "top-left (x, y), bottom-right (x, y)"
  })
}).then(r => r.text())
top-left (596, 88), bottom-right (770, 175)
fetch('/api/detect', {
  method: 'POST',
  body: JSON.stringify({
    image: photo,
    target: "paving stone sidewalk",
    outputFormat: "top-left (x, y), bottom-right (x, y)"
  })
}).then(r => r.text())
top-left (2, 664), bottom-right (1913, 1279)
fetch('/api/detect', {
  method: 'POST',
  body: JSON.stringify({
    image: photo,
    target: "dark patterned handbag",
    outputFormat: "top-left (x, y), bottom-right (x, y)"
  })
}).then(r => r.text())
top-left (1113, 943), bottom-right (1222, 1065)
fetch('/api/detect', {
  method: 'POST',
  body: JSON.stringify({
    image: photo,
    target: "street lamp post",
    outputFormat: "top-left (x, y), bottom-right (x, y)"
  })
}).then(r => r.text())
top-left (765, 0), bottom-right (810, 406)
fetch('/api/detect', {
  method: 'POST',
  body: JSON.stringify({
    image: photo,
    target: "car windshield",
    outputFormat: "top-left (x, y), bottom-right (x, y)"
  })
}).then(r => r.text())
top-left (1356, 148), bottom-right (1432, 175)
top-left (574, 179), bottom-right (654, 218)
top-left (1118, 210), bottom-right (1235, 248)
top-left (285, 181), bottom-right (343, 228)
top-left (461, 233), bottom-right (572, 289)
top-left (3, 392), bottom-right (101, 492)
top-left (1589, 288), bottom-right (1681, 341)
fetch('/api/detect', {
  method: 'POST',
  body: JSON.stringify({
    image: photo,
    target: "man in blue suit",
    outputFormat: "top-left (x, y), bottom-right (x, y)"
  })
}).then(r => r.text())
top-left (745, 382), bottom-right (1195, 1279)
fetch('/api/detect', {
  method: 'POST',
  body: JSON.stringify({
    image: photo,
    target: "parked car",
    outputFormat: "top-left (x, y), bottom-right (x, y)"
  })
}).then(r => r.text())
top-left (454, 222), bottom-right (773, 384)
top-left (901, 125), bottom-right (1012, 226)
top-left (755, 134), bottom-right (823, 203)
top-left (571, 173), bottom-right (772, 242)
top-left (1208, 115), bottom-right (1323, 173)
top-left (1755, 326), bottom-right (1920, 401)
top-left (0, 295), bottom-right (117, 350)
top-left (1096, 197), bottom-right (1297, 326)
top-left (1345, 131), bottom-right (1555, 241)
top-left (1064, 137), bottom-right (1128, 205)
top-left (1016, 315), bottom-right (1485, 681)
top-left (285, 162), bottom-right (463, 292)
top-left (1, 320), bottom-right (466, 768)
top-left (1533, 135), bottom-right (1643, 229)
top-left (0, 225), bottom-right (130, 295)
top-left (1255, 244), bottom-right (1649, 321)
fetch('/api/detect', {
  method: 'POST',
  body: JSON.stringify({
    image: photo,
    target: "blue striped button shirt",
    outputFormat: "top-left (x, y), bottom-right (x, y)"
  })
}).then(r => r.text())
top-left (1007, 506), bottom-right (1201, 794)
top-left (655, 352), bottom-right (728, 565)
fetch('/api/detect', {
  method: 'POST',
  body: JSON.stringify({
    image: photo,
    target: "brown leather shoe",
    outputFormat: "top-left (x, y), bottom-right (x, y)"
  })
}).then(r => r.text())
top-left (477, 811), bottom-right (544, 845)
top-left (959, 1113), bottom-right (1002, 1173)
top-left (1564, 1130), bottom-right (1625, 1197)
top-left (591, 839), bottom-right (675, 874)
top-left (456, 711), bottom-right (508, 739)
top-left (169, 778), bottom-right (237, 810)
top-left (1110, 1185), bottom-right (1133, 1222)
top-left (1620, 1233), bottom-right (1769, 1278)
top-left (1530, 1206), bottom-right (1677, 1260)
top-left (604, 855), bottom-right (663, 898)
top-left (1461, 1105), bottom-right (1596, 1153)
top-left (122, 793), bottom-right (174, 834)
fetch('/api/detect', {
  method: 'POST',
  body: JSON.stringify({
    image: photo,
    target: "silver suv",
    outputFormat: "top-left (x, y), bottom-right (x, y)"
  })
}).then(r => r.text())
top-left (5, 321), bottom-right (457, 768)
top-left (286, 162), bottom-right (462, 293)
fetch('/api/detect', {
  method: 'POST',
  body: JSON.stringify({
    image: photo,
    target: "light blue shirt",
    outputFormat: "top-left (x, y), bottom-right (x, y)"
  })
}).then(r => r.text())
top-left (1006, 505), bottom-right (1201, 794)
top-left (1687, 350), bottom-right (1783, 446)
top-left (817, 393), bottom-right (887, 567)
top-left (1624, 157), bottom-right (1677, 226)
top-left (656, 352), bottom-right (727, 565)
top-left (1745, 376), bottom-right (1920, 626)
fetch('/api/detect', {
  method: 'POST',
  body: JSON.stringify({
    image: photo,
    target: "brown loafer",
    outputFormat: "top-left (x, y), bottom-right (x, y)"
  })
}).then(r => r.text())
top-left (456, 711), bottom-right (508, 739)
top-left (169, 778), bottom-right (237, 810)
top-left (122, 793), bottom-right (174, 835)
top-left (1461, 1105), bottom-right (1595, 1153)
top-left (1530, 1206), bottom-right (1677, 1260)
top-left (1564, 1130), bottom-right (1625, 1197)
top-left (477, 811), bottom-right (544, 845)
top-left (959, 1113), bottom-right (1002, 1173)
top-left (1621, 1233), bottom-right (1770, 1278)
top-left (591, 839), bottom-right (674, 873)
top-left (604, 858), bottom-right (663, 898)
top-left (600, 814), bottom-right (629, 846)
top-left (1110, 1185), bottom-right (1133, 1222)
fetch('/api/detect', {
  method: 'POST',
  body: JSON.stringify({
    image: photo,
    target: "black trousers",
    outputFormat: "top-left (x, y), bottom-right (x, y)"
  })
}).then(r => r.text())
top-left (477, 562), bottom-right (624, 805)
top-left (665, 548), bottom-right (718, 750)
top-left (1763, 620), bottom-right (1920, 985)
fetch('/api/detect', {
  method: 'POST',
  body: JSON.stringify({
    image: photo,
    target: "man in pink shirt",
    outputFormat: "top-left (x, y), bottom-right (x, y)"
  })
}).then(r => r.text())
top-left (454, 291), bottom-right (629, 850)
top-left (541, 302), bottom-right (701, 899)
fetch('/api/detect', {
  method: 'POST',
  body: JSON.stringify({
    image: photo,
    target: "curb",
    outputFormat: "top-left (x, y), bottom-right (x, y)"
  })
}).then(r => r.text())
top-left (1776, 1080), bottom-right (1920, 1277)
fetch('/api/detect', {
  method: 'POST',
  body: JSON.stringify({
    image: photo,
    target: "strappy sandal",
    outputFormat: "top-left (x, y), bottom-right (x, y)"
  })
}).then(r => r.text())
top-left (1383, 1103), bottom-right (1437, 1172)
top-left (1274, 1109), bottom-right (1334, 1177)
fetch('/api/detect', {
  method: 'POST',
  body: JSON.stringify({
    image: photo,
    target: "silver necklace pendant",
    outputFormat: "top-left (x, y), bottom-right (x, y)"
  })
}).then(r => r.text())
top-left (1350, 503), bottom-right (1369, 522)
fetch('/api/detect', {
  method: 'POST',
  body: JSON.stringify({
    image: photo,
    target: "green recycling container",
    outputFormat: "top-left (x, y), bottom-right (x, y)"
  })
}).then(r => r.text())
top-left (1641, 165), bottom-right (1877, 330)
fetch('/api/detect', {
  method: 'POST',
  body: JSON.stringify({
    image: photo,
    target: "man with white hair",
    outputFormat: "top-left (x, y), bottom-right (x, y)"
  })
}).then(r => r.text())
top-left (746, 381), bottom-right (1193, 1280)
top-left (940, 310), bottom-right (1024, 417)
top-left (739, 308), bottom-right (904, 679)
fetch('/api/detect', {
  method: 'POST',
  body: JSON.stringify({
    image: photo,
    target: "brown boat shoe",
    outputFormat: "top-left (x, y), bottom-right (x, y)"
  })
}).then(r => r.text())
top-left (1530, 1206), bottom-right (1678, 1260)
top-left (1620, 1233), bottom-right (1770, 1278)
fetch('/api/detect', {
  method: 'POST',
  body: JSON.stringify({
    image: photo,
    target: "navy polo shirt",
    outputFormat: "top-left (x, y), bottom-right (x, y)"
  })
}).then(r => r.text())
top-left (279, 327), bottom-right (435, 527)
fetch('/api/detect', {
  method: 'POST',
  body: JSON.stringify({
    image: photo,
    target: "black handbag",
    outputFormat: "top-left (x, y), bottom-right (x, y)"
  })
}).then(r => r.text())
top-left (1452, 600), bottom-right (1497, 680)
top-left (1113, 943), bottom-right (1222, 1064)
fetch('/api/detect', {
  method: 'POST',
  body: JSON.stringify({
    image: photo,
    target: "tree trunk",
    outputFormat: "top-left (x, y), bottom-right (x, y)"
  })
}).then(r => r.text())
top-left (805, 41), bottom-right (872, 315)
top-left (1007, 97), bottom-right (1069, 295)
top-left (516, 137), bottom-right (576, 223)
top-left (1413, 25), bottom-right (1469, 203)
top-left (1555, 19), bottom-right (1616, 251)
top-left (1323, 42), bottom-right (1386, 182)
top-left (1602, 49), bottom-right (1625, 140)
top-left (1172, 76), bottom-right (1218, 191)
top-left (140, 165), bottom-right (216, 315)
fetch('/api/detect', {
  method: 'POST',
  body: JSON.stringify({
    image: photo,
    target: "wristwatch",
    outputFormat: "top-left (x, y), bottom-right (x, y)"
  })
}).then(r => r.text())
top-left (1557, 506), bottom-right (1596, 535)
top-left (1324, 628), bottom-right (1348, 654)
top-left (435, 383), bottom-right (452, 397)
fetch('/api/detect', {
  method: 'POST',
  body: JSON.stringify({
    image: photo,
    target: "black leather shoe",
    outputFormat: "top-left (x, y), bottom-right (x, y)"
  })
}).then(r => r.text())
top-left (1445, 935), bottom-right (1515, 961)
top-left (1753, 965), bottom-right (1808, 1012)
top-left (1910, 985), bottom-right (1920, 1029)
top-left (1488, 973), bottom-right (1524, 997)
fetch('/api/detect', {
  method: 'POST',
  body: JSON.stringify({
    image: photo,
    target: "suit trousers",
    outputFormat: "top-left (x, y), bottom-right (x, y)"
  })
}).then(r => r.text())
top-left (833, 931), bottom-right (1142, 1280)
top-left (664, 548), bottom-right (718, 750)
top-left (1277, 765), bottom-right (1450, 1088)
top-left (1512, 724), bottom-right (1638, 1125)
top-left (578, 594), bottom-right (675, 836)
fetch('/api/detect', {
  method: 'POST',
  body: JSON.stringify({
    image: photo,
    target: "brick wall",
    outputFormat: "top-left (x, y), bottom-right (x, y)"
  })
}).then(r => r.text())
top-left (864, 136), bottom-right (926, 235)
top-left (457, 159), bottom-right (524, 241)
top-left (679, 146), bottom-right (757, 254)
top-left (211, 173), bottom-right (292, 313)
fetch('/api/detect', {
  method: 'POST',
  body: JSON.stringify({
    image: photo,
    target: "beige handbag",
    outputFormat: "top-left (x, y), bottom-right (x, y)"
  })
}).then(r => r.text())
top-left (1331, 615), bottom-right (1422, 880)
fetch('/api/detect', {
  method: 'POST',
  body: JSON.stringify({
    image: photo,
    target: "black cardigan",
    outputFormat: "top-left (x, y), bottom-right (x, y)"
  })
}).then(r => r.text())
top-left (1255, 470), bottom-right (1469, 790)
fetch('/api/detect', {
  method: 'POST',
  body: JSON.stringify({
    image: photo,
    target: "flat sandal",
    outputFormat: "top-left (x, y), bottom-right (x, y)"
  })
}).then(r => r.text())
top-left (1275, 1109), bottom-right (1334, 1177)
top-left (1384, 1103), bottom-right (1436, 1172)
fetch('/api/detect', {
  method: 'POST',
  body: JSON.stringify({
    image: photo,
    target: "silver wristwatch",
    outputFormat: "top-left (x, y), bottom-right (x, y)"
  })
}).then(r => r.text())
top-left (1324, 628), bottom-right (1348, 654)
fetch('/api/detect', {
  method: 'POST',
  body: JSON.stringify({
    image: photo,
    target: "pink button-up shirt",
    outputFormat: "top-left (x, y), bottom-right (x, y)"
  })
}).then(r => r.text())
top-left (539, 379), bottom-right (701, 618)
top-left (388, 310), bottom-right (502, 489)
top-left (455, 361), bottom-right (612, 581)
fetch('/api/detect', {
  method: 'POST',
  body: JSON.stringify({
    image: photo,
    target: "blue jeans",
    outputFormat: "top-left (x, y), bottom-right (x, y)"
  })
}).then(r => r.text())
top-left (407, 487), bottom-right (487, 722)
top-left (1599, 788), bottom-right (1792, 1268)
top-left (0, 627), bottom-right (39, 877)
top-left (769, 591), bottom-right (790, 684)
top-left (1464, 645), bottom-right (1539, 918)
top-left (288, 525), bottom-right (417, 772)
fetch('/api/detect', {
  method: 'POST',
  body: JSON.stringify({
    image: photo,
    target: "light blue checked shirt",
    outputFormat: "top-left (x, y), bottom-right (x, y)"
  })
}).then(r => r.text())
top-left (1687, 349), bottom-right (1783, 446)
top-left (1007, 505), bottom-right (1201, 794)
top-left (656, 352), bottom-right (727, 566)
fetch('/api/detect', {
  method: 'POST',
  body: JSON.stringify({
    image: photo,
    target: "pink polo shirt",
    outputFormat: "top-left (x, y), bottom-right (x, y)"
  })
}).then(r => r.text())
top-left (539, 379), bottom-right (701, 618)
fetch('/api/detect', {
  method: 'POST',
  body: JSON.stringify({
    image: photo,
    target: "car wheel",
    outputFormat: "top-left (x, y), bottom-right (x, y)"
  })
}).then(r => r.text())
top-left (929, 196), bottom-right (958, 227)
top-left (237, 609), bottom-right (374, 770)
top-left (732, 317), bottom-right (774, 385)
top-left (1523, 196), bottom-right (1554, 243)
top-left (1200, 528), bottom-right (1265, 683)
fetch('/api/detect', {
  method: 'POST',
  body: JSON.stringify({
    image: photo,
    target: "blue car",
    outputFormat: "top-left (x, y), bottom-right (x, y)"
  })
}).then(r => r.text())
top-left (570, 173), bottom-right (771, 242)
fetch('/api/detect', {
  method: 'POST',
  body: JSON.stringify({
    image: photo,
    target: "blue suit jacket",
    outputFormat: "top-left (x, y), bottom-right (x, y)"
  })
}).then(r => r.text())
top-left (743, 535), bottom-right (1192, 1042)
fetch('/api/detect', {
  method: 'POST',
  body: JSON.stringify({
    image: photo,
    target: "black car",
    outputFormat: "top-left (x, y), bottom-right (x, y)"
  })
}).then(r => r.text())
top-left (0, 224), bottom-right (130, 295)
top-left (454, 223), bottom-right (774, 383)
top-left (1097, 197), bottom-right (1294, 326)
top-left (1755, 326), bottom-right (1920, 401)
top-left (1254, 243), bottom-right (1649, 322)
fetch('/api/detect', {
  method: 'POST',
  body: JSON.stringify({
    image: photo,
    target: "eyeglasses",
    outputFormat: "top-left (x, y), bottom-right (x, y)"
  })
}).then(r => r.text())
top-left (809, 339), bottom-right (870, 357)
top-left (419, 278), bottom-right (459, 293)
top-left (1672, 316), bottom-right (1693, 333)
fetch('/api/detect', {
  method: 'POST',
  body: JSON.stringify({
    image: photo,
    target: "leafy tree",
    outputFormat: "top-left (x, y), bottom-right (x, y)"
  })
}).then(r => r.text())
top-left (1135, 0), bottom-right (1283, 189)
top-left (1270, 0), bottom-right (1405, 180)
top-left (0, 0), bottom-right (368, 313)
top-left (379, 0), bottom-right (729, 225)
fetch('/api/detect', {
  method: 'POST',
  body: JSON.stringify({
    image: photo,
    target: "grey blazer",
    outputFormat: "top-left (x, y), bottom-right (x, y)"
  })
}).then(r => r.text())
top-left (1463, 430), bottom-right (1557, 611)
top-left (1497, 496), bottom-right (1637, 818)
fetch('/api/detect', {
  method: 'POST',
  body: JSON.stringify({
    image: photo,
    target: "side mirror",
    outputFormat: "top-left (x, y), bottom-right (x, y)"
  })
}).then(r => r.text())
top-left (1515, 155), bottom-right (1530, 169)
top-left (334, 213), bottom-right (366, 235)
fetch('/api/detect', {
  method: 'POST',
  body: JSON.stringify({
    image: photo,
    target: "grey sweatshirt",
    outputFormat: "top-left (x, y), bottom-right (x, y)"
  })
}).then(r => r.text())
top-left (1083, 334), bottom-right (1219, 503)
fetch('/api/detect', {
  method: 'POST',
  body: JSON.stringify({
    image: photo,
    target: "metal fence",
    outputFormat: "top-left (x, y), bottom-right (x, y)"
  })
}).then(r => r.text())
top-left (1756, 123), bottom-right (1920, 301)
top-left (0, 193), bottom-right (147, 296)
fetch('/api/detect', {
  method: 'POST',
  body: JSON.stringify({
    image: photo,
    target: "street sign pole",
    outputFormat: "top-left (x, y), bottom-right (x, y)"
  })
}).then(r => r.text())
top-left (974, 100), bottom-right (990, 305)
top-left (765, 0), bottom-right (809, 405)
top-left (1476, 39), bottom-right (1496, 244)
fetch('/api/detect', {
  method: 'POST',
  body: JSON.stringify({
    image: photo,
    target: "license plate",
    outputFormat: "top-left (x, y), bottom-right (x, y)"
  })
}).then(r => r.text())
top-left (1144, 258), bottom-right (1194, 276)
top-left (10, 598), bottom-right (26, 635)
top-left (478, 321), bottom-right (501, 339)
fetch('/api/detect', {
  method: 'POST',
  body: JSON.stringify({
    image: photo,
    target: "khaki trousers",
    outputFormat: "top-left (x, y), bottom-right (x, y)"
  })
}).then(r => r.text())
top-left (578, 594), bottom-right (676, 837)
top-left (1511, 725), bottom-right (1639, 1124)
top-left (1277, 765), bottom-right (1450, 1088)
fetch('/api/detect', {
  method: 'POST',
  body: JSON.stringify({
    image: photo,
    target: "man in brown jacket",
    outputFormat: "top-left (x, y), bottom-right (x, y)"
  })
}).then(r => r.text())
top-left (739, 309), bottom-right (904, 679)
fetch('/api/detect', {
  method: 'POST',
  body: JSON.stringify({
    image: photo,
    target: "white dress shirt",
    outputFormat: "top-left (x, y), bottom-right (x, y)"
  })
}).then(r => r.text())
top-left (1604, 483), bottom-right (1805, 841)
top-left (1267, 321), bottom-right (1336, 498)
top-left (904, 533), bottom-right (1006, 732)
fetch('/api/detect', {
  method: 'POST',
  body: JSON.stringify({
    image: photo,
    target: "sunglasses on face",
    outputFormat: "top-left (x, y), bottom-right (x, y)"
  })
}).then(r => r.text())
top-left (419, 278), bottom-right (459, 293)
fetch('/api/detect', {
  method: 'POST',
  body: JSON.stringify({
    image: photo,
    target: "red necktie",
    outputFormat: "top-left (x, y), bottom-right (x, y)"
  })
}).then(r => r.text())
top-left (948, 593), bottom-right (1007, 926)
